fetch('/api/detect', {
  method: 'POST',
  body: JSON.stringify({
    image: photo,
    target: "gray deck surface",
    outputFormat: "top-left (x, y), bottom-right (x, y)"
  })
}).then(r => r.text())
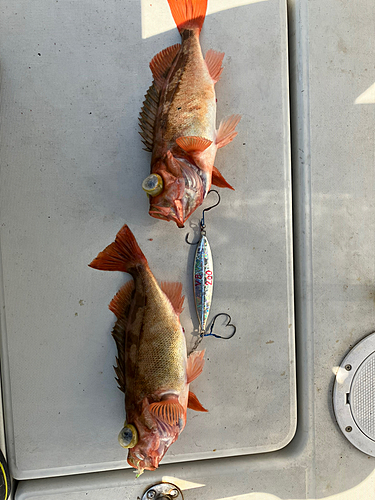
top-left (0, 0), bottom-right (295, 484)
top-left (1, 0), bottom-right (374, 498)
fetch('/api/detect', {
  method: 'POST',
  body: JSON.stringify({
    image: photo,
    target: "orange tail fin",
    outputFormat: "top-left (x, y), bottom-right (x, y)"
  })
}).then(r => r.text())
top-left (167, 0), bottom-right (207, 34)
top-left (89, 225), bottom-right (147, 273)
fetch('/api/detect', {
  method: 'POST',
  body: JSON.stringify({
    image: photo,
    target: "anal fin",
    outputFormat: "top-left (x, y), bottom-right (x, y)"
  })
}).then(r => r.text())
top-left (216, 114), bottom-right (241, 149)
top-left (160, 281), bottom-right (185, 316)
top-left (205, 49), bottom-right (224, 84)
top-left (187, 349), bottom-right (205, 384)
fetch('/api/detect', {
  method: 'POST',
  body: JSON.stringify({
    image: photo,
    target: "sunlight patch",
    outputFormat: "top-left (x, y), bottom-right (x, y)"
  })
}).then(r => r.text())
top-left (161, 476), bottom-right (205, 490)
top-left (355, 82), bottom-right (375, 104)
top-left (141, 0), bottom-right (268, 39)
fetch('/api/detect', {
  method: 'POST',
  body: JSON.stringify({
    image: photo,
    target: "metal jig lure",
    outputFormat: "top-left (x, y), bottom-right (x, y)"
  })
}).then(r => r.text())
top-left (186, 190), bottom-right (236, 354)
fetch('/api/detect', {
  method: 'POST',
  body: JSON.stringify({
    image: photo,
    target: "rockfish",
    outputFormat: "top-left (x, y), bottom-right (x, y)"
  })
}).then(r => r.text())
top-left (89, 225), bottom-right (207, 476)
top-left (140, 0), bottom-right (241, 227)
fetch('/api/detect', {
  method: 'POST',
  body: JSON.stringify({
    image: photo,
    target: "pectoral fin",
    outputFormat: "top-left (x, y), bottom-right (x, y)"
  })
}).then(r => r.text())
top-left (211, 166), bottom-right (235, 190)
top-left (188, 391), bottom-right (208, 412)
top-left (149, 400), bottom-right (184, 426)
top-left (176, 136), bottom-right (212, 154)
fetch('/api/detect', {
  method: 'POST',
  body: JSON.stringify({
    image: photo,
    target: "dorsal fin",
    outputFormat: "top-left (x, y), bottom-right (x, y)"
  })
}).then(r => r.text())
top-left (111, 318), bottom-right (129, 394)
top-left (139, 83), bottom-right (160, 152)
top-left (205, 49), bottom-right (224, 84)
top-left (211, 166), bottom-right (235, 190)
top-left (187, 349), bottom-right (205, 384)
top-left (109, 280), bottom-right (134, 318)
top-left (160, 281), bottom-right (185, 315)
top-left (215, 114), bottom-right (241, 149)
top-left (149, 399), bottom-right (184, 426)
top-left (150, 44), bottom-right (181, 89)
top-left (176, 136), bottom-right (212, 154)
top-left (113, 353), bottom-right (126, 393)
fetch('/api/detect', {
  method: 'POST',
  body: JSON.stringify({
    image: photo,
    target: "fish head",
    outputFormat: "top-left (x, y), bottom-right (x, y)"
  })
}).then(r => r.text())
top-left (142, 152), bottom-right (209, 227)
top-left (124, 410), bottom-right (186, 476)
top-left (127, 432), bottom-right (171, 475)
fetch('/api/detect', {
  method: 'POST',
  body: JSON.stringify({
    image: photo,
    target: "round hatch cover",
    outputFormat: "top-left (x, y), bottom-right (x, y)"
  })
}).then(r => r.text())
top-left (333, 331), bottom-right (375, 455)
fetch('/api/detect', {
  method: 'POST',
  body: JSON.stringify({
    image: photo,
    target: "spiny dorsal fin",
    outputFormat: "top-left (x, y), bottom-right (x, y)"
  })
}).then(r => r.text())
top-left (139, 83), bottom-right (160, 152)
top-left (211, 166), bottom-right (235, 190)
top-left (188, 390), bottom-right (208, 412)
top-left (216, 114), bottom-right (241, 149)
top-left (111, 319), bottom-right (128, 394)
top-left (187, 349), bottom-right (205, 384)
top-left (150, 44), bottom-right (181, 89)
top-left (160, 281), bottom-right (185, 316)
top-left (176, 136), bottom-right (212, 154)
top-left (205, 49), bottom-right (224, 84)
top-left (109, 280), bottom-right (134, 319)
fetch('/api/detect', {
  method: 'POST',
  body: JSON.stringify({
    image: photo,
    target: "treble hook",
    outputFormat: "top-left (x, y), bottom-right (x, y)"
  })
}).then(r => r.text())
top-left (185, 190), bottom-right (221, 245)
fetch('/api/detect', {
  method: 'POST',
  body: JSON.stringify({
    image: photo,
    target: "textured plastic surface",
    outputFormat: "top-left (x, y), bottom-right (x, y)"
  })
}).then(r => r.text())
top-left (0, 0), bottom-right (294, 481)
top-left (11, 0), bottom-right (375, 498)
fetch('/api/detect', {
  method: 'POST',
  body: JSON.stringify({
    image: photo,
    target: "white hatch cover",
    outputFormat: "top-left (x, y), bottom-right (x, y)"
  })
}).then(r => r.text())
top-left (0, 0), bottom-right (295, 480)
top-left (334, 332), bottom-right (375, 455)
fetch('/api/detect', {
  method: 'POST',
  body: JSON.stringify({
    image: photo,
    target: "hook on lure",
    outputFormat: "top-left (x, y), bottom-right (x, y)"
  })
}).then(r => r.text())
top-left (185, 191), bottom-right (236, 354)
top-left (185, 190), bottom-right (221, 245)
top-left (205, 313), bottom-right (236, 339)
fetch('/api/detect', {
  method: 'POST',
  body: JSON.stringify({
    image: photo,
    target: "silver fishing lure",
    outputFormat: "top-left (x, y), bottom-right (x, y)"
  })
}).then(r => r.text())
top-left (193, 226), bottom-right (214, 333)
top-left (186, 190), bottom-right (236, 353)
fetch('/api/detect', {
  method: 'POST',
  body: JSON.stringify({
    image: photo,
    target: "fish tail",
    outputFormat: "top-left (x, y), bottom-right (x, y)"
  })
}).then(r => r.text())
top-left (89, 225), bottom-right (148, 273)
top-left (167, 0), bottom-right (207, 34)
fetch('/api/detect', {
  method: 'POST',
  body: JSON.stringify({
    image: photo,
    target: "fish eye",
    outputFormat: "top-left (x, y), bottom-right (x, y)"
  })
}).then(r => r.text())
top-left (118, 423), bottom-right (138, 449)
top-left (142, 174), bottom-right (163, 196)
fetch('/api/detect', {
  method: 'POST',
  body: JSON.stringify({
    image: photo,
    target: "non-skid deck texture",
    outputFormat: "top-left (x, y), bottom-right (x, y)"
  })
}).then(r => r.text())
top-left (0, 0), bottom-right (294, 480)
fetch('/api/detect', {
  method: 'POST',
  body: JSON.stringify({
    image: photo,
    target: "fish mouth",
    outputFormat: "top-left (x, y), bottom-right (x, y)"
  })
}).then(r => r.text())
top-left (149, 205), bottom-right (185, 228)
top-left (126, 421), bottom-right (179, 473)
top-left (149, 159), bottom-right (207, 227)
top-left (127, 449), bottom-right (162, 472)
top-left (127, 456), bottom-right (157, 472)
